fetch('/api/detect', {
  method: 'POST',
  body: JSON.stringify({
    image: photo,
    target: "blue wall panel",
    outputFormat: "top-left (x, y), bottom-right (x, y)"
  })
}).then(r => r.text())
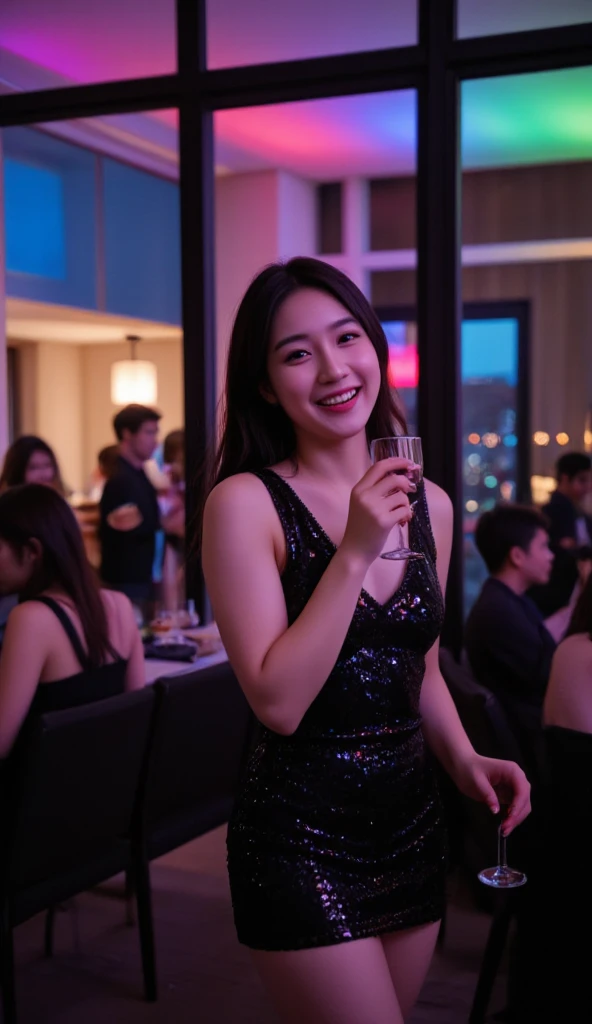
top-left (3, 127), bottom-right (97, 309)
top-left (103, 159), bottom-right (181, 325)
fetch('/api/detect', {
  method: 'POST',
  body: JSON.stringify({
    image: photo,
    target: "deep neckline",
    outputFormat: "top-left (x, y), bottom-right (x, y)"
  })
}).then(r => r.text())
top-left (262, 468), bottom-right (416, 611)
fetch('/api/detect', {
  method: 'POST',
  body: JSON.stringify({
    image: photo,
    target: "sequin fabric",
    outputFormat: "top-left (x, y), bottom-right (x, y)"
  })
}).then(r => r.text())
top-left (226, 469), bottom-right (448, 951)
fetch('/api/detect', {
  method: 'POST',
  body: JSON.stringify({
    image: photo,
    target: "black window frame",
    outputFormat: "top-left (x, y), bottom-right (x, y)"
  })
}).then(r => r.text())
top-left (0, 0), bottom-right (591, 641)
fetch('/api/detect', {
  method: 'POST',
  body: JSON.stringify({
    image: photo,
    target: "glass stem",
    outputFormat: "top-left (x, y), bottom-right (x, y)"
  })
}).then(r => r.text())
top-left (498, 826), bottom-right (507, 870)
top-left (397, 523), bottom-right (405, 549)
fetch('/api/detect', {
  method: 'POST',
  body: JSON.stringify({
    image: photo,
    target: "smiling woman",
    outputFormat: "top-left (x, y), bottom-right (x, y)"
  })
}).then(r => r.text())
top-left (201, 256), bottom-right (531, 1024)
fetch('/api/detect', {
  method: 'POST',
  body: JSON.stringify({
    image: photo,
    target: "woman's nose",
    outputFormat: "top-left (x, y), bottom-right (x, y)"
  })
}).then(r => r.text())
top-left (317, 352), bottom-right (348, 383)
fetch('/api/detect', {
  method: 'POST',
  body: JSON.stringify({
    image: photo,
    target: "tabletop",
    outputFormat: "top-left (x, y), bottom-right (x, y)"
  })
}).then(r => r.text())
top-left (144, 645), bottom-right (228, 685)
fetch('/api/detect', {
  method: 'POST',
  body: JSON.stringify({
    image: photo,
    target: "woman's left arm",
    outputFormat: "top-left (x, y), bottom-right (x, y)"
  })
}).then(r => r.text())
top-left (419, 480), bottom-right (531, 836)
top-left (0, 604), bottom-right (47, 758)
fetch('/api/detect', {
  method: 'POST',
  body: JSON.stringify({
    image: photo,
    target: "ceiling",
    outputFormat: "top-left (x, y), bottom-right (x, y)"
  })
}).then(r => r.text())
top-left (1, 1), bottom-right (592, 178)
top-left (6, 298), bottom-right (181, 345)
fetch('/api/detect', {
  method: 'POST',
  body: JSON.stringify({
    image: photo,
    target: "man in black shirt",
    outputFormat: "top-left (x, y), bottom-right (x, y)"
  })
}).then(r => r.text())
top-left (100, 404), bottom-right (161, 608)
top-left (529, 451), bottom-right (592, 616)
top-left (464, 504), bottom-right (561, 777)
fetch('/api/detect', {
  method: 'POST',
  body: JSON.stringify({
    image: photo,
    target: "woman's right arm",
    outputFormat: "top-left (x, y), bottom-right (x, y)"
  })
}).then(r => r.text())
top-left (202, 460), bottom-right (414, 735)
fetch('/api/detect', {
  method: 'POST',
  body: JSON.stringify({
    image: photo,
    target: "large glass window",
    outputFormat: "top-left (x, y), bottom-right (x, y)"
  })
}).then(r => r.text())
top-left (458, 0), bottom-right (592, 39)
top-left (375, 304), bottom-right (527, 616)
top-left (462, 66), bottom-right (592, 499)
top-left (214, 91), bottom-right (417, 404)
top-left (2, 112), bottom-right (182, 504)
top-left (461, 311), bottom-right (524, 614)
top-left (0, 0), bottom-right (176, 89)
top-left (207, 0), bottom-right (417, 68)
top-left (461, 64), bottom-right (592, 611)
top-left (2, 127), bottom-right (97, 309)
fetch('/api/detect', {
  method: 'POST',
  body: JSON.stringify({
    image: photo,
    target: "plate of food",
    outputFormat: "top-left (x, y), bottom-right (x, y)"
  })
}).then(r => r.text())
top-left (181, 623), bottom-right (222, 656)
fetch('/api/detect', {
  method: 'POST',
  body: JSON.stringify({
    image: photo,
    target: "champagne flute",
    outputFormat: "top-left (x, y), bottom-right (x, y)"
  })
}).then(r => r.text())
top-left (369, 436), bottom-right (424, 561)
top-left (478, 824), bottom-right (527, 889)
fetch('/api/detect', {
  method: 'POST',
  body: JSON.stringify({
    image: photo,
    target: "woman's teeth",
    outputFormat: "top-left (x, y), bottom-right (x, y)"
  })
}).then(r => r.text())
top-left (318, 388), bottom-right (358, 407)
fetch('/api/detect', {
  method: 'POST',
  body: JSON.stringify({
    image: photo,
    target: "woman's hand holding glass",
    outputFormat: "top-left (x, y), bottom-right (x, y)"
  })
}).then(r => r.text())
top-left (452, 753), bottom-right (531, 888)
top-left (340, 457), bottom-right (418, 567)
top-left (452, 753), bottom-right (531, 835)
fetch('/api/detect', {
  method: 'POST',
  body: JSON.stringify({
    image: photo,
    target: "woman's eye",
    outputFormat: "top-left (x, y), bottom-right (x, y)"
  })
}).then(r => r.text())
top-left (338, 332), bottom-right (358, 344)
top-left (284, 349), bottom-right (309, 363)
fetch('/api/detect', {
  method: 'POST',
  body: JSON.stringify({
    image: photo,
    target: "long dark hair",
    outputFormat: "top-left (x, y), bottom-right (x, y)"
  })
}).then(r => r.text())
top-left (566, 573), bottom-right (592, 640)
top-left (212, 257), bottom-right (407, 488)
top-left (0, 435), bottom-right (65, 495)
top-left (0, 485), bottom-right (111, 667)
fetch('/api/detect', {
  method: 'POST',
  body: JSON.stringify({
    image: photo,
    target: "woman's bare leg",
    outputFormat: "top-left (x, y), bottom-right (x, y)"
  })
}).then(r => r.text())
top-left (381, 920), bottom-right (440, 1019)
top-left (251, 936), bottom-right (404, 1024)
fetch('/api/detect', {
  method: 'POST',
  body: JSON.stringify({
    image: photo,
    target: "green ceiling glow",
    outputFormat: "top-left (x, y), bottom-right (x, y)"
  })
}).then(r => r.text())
top-left (462, 66), bottom-right (592, 168)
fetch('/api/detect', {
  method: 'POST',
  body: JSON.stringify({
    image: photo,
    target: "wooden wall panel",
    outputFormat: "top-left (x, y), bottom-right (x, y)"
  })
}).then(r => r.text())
top-left (368, 162), bottom-right (592, 250)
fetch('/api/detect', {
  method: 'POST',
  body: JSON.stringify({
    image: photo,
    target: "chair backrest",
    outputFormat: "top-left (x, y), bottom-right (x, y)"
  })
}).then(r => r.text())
top-left (439, 647), bottom-right (536, 868)
top-left (2, 688), bottom-right (156, 891)
top-left (145, 662), bottom-right (254, 854)
top-left (440, 647), bottom-right (524, 767)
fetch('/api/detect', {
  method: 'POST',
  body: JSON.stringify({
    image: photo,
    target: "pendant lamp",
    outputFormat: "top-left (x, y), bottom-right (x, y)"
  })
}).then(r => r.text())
top-left (110, 335), bottom-right (158, 406)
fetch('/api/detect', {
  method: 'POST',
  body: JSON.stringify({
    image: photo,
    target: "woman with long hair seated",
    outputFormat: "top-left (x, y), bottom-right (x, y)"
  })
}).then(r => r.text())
top-left (0, 435), bottom-right (67, 494)
top-left (0, 484), bottom-right (145, 758)
top-left (532, 573), bottom-right (592, 1018)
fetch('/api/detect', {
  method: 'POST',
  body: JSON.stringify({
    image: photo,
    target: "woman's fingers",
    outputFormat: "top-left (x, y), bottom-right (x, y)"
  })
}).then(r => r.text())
top-left (362, 456), bottom-right (419, 488)
top-left (499, 765), bottom-right (531, 835)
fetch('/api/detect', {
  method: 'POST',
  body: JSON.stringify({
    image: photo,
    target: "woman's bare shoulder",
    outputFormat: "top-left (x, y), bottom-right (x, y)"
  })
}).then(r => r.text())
top-left (100, 588), bottom-right (132, 615)
top-left (554, 632), bottom-right (592, 670)
top-left (424, 478), bottom-right (453, 516)
top-left (205, 472), bottom-right (277, 519)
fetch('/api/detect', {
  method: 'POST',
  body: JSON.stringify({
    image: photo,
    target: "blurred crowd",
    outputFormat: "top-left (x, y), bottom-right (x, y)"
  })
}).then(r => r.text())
top-left (0, 404), bottom-right (186, 638)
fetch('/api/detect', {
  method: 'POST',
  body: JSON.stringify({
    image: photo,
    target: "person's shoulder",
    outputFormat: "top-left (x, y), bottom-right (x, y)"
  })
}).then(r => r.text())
top-left (424, 478), bottom-right (453, 517)
top-left (100, 587), bottom-right (131, 613)
top-left (6, 599), bottom-right (58, 634)
top-left (467, 579), bottom-right (514, 628)
top-left (205, 472), bottom-right (274, 514)
top-left (555, 632), bottom-right (592, 664)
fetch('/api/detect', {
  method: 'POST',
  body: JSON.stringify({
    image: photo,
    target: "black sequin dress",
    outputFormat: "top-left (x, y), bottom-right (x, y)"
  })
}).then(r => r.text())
top-left (227, 469), bottom-right (447, 951)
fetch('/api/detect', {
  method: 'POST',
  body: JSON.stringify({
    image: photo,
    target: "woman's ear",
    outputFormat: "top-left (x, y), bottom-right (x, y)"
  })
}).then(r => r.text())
top-left (259, 380), bottom-right (279, 405)
top-left (24, 537), bottom-right (43, 567)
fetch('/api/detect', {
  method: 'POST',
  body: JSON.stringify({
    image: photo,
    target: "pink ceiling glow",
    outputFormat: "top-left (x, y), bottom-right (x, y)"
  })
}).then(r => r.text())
top-left (0, 0), bottom-right (176, 85)
top-left (215, 93), bottom-right (417, 179)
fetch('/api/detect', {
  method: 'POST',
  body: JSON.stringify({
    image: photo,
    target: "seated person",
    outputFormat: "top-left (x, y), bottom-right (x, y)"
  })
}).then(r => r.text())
top-left (523, 576), bottom-right (592, 1019)
top-left (0, 483), bottom-right (145, 759)
top-left (544, 571), bottom-right (592, 735)
top-left (529, 451), bottom-right (592, 615)
top-left (0, 436), bottom-right (69, 645)
top-left (464, 504), bottom-right (559, 778)
top-left (0, 434), bottom-right (67, 495)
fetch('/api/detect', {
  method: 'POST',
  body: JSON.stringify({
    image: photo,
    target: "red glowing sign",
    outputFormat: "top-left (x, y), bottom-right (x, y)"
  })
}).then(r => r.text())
top-left (387, 346), bottom-right (418, 389)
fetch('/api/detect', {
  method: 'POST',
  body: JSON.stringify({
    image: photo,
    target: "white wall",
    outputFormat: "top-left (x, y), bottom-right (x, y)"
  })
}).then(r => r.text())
top-left (215, 169), bottom-right (317, 405)
top-left (81, 338), bottom-right (183, 484)
top-left (8, 337), bottom-right (183, 491)
top-left (36, 342), bottom-right (84, 491)
top-left (9, 339), bottom-right (84, 491)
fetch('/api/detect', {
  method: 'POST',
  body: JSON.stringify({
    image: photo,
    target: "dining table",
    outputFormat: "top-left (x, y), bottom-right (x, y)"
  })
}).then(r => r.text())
top-left (144, 644), bottom-right (228, 685)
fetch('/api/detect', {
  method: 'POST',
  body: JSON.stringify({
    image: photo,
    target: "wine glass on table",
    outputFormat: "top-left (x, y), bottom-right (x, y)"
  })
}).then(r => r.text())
top-left (478, 820), bottom-right (527, 889)
top-left (369, 436), bottom-right (424, 561)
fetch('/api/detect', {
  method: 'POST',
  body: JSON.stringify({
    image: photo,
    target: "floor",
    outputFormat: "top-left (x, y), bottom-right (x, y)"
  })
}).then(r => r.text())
top-left (12, 826), bottom-right (508, 1024)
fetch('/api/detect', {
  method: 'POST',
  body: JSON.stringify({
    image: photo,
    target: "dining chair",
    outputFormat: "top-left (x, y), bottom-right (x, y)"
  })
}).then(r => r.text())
top-left (439, 647), bottom-right (533, 1024)
top-left (0, 687), bottom-right (157, 1024)
top-left (144, 661), bottom-right (255, 860)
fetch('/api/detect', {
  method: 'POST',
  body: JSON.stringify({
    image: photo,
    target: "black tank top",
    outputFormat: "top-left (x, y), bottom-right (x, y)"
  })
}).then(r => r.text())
top-left (24, 596), bottom-right (128, 718)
